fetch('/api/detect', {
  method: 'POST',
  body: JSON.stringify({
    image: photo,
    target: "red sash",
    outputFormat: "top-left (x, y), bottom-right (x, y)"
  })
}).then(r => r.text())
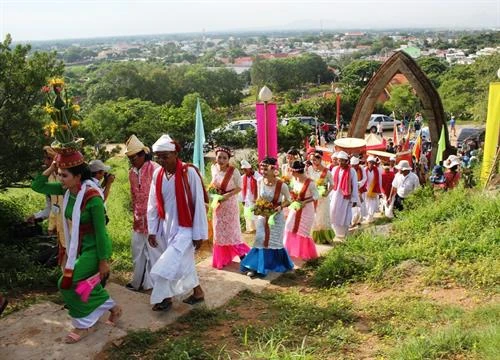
top-left (292, 179), bottom-right (312, 234)
top-left (355, 166), bottom-right (367, 193)
top-left (264, 180), bottom-right (283, 248)
top-left (155, 160), bottom-right (208, 228)
top-left (333, 166), bottom-right (352, 198)
top-left (242, 172), bottom-right (258, 201)
top-left (218, 166), bottom-right (235, 194)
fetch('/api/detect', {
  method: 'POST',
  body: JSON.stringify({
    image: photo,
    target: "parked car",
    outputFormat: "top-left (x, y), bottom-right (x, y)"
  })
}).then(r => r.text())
top-left (366, 114), bottom-right (401, 132)
top-left (281, 116), bottom-right (318, 128)
top-left (211, 119), bottom-right (257, 135)
top-left (456, 127), bottom-right (485, 150)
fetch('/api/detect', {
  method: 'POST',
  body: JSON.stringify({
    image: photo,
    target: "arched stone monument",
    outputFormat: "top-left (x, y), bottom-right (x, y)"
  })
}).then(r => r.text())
top-left (347, 51), bottom-right (452, 165)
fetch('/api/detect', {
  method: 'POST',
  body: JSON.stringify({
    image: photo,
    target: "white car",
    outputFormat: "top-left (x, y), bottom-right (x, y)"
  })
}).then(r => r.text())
top-left (366, 114), bottom-right (401, 132)
top-left (212, 119), bottom-right (257, 134)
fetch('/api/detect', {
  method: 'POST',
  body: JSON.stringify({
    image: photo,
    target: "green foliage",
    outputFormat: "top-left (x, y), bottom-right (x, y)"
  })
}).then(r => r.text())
top-left (83, 62), bottom-right (244, 108)
top-left (384, 84), bottom-right (420, 120)
top-left (416, 56), bottom-right (449, 88)
top-left (277, 120), bottom-right (312, 151)
top-left (341, 60), bottom-right (381, 88)
top-left (314, 188), bottom-right (500, 289)
top-left (0, 188), bottom-right (59, 292)
top-left (81, 95), bottom-right (224, 154)
top-left (390, 304), bottom-right (500, 360)
top-left (251, 54), bottom-right (332, 92)
top-left (0, 34), bottom-right (64, 188)
top-left (438, 65), bottom-right (476, 119)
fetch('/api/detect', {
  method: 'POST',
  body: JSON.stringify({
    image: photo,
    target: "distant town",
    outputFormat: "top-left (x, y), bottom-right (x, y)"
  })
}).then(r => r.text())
top-left (23, 29), bottom-right (499, 73)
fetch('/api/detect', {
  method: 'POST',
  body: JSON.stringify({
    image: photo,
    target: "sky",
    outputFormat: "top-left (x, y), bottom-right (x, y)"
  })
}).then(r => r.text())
top-left (1, 0), bottom-right (499, 41)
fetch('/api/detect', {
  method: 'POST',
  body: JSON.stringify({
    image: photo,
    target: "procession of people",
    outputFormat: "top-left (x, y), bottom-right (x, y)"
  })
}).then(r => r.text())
top-left (23, 113), bottom-right (467, 343)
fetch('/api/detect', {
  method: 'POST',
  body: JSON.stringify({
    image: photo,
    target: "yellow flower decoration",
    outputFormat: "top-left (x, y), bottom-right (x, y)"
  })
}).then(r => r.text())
top-left (43, 122), bottom-right (58, 137)
top-left (43, 105), bottom-right (56, 114)
top-left (71, 104), bottom-right (81, 112)
top-left (71, 119), bottom-right (80, 128)
top-left (49, 77), bottom-right (65, 88)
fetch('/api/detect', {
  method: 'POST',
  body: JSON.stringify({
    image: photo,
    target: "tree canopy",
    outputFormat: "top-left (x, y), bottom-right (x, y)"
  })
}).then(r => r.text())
top-left (0, 35), bottom-right (64, 188)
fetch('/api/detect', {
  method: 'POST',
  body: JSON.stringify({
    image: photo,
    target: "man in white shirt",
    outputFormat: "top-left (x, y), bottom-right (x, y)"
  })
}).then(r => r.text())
top-left (388, 160), bottom-right (420, 212)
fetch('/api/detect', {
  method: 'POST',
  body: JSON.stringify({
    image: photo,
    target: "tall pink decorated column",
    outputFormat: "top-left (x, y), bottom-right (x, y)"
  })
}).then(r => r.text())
top-left (256, 86), bottom-right (278, 161)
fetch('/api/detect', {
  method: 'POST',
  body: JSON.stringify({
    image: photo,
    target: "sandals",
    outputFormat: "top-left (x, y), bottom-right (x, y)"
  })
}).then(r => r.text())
top-left (182, 294), bottom-right (205, 305)
top-left (105, 305), bottom-right (123, 326)
top-left (64, 327), bottom-right (94, 344)
top-left (152, 299), bottom-right (172, 311)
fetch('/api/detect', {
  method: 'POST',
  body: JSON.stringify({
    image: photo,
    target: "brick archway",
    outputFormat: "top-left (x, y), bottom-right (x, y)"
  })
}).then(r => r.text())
top-left (347, 51), bottom-right (452, 165)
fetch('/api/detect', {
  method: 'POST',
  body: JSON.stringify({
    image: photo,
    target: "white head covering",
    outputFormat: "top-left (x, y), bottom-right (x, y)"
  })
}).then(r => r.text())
top-left (152, 134), bottom-right (176, 152)
top-left (395, 160), bottom-right (412, 171)
top-left (240, 160), bottom-right (252, 169)
top-left (331, 151), bottom-right (339, 159)
top-left (89, 159), bottom-right (111, 173)
top-left (389, 156), bottom-right (396, 162)
top-left (444, 155), bottom-right (461, 168)
top-left (367, 155), bottom-right (377, 163)
top-left (125, 135), bottom-right (150, 156)
top-left (337, 151), bottom-right (349, 160)
top-left (350, 157), bottom-right (360, 165)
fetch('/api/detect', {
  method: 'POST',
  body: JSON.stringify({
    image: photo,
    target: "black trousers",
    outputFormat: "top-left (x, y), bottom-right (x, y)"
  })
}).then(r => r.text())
top-left (394, 194), bottom-right (405, 212)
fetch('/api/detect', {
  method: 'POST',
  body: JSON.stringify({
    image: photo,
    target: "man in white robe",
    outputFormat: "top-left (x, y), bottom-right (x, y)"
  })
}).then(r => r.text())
top-left (329, 151), bottom-right (358, 241)
top-left (350, 156), bottom-right (366, 226)
top-left (363, 155), bottom-right (383, 223)
top-left (147, 134), bottom-right (208, 311)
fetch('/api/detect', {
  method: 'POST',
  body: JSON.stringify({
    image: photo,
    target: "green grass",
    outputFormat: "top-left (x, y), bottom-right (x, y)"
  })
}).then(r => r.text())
top-left (390, 304), bottom-right (500, 360)
top-left (314, 187), bottom-right (500, 290)
top-left (104, 157), bottom-right (134, 279)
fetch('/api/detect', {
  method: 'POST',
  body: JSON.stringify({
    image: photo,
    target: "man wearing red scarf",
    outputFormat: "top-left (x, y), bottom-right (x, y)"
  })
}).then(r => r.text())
top-left (329, 151), bottom-right (358, 242)
top-left (147, 134), bottom-right (208, 311)
top-left (363, 155), bottom-right (383, 223)
top-left (240, 159), bottom-right (261, 234)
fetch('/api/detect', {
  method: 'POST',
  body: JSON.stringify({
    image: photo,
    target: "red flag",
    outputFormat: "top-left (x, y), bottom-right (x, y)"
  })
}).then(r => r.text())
top-left (393, 122), bottom-right (399, 146)
top-left (402, 126), bottom-right (411, 151)
top-left (412, 134), bottom-right (422, 162)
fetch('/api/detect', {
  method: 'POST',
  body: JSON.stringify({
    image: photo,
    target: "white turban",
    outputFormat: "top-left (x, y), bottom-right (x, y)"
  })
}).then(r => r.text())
top-left (367, 155), bottom-right (377, 163)
top-left (331, 151), bottom-right (339, 159)
top-left (152, 134), bottom-right (176, 152)
top-left (350, 157), bottom-right (360, 165)
top-left (337, 151), bottom-right (349, 160)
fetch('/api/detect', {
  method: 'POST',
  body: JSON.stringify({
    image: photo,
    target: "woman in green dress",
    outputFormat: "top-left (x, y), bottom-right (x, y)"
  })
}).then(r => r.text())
top-left (32, 151), bottom-right (121, 344)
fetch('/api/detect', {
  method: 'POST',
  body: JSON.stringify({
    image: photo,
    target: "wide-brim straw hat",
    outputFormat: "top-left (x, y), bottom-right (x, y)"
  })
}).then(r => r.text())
top-left (125, 135), bottom-right (150, 156)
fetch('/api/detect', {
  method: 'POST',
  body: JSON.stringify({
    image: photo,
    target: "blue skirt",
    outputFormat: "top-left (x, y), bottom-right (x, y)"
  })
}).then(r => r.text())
top-left (240, 248), bottom-right (294, 276)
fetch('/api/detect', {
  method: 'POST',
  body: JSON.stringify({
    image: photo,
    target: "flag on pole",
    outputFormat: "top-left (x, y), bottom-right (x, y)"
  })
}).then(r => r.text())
top-left (393, 122), bottom-right (399, 146)
top-left (193, 98), bottom-right (206, 176)
top-left (436, 125), bottom-right (446, 165)
top-left (412, 132), bottom-right (422, 163)
top-left (402, 125), bottom-right (411, 151)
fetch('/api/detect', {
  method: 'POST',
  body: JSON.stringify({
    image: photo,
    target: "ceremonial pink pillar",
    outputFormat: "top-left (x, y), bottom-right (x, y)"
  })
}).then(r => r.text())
top-left (256, 102), bottom-right (278, 161)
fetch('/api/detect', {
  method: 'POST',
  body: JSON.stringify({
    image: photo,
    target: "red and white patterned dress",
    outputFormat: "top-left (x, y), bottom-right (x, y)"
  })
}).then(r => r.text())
top-left (211, 164), bottom-right (250, 269)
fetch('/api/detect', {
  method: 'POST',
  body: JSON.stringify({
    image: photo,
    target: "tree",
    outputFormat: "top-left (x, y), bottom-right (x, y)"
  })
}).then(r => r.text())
top-left (383, 84), bottom-right (420, 120)
top-left (0, 35), bottom-right (64, 188)
top-left (438, 65), bottom-right (475, 120)
top-left (341, 60), bottom-right (381, 88)
top-left (417, 56), bottom-right (449, 88)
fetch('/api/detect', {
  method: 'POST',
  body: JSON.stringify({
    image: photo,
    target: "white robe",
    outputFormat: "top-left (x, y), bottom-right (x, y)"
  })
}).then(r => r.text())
top-left (364, 166), bottom-right (383, 221)
top-left (147, 166), bottom-right (208, 304)
top-left (329, 166), bottom-right (359, 238)
top-left (240, 172), bottom-right (262, 232)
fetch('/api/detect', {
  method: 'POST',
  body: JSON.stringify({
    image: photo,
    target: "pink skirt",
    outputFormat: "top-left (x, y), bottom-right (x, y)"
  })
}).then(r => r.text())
top-left (212, 243), bottom-right (251, 269)
top-left (284, 232), bottom-right (318, 260)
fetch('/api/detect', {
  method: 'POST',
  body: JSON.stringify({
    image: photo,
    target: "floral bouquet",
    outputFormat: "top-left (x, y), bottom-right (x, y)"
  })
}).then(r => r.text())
top-left (207, 184), bottom-right (224, 209)
top-left (316, 178), bottom-right (327, 197)
top-left (41, 77), bottom-right (83, 152)
top-left (252, 198), bottom-right (278, 225)
top-left (281, 175), bottom-right (292, 186)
